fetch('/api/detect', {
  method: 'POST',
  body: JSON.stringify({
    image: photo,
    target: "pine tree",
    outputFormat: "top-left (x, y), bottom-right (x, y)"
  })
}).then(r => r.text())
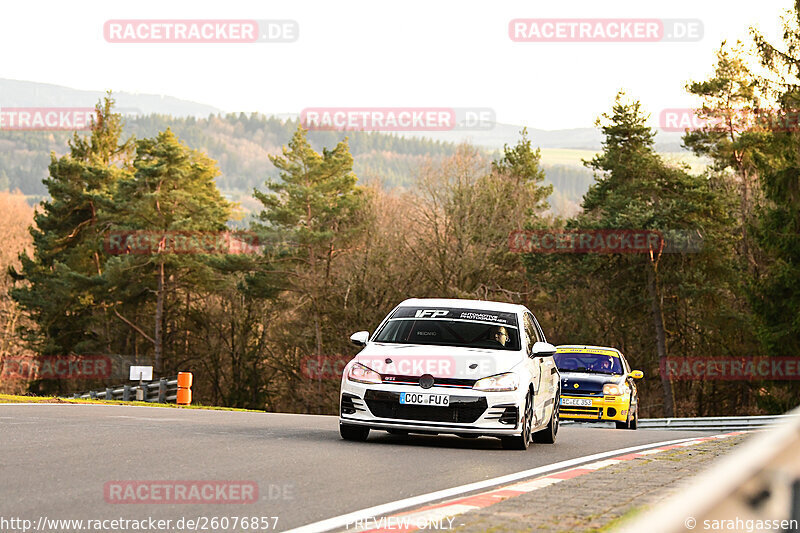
top-left (684, 41), bottom-right (763, 273)
top-left (553, 93), bottom-right (738, 416)
top-left (252, 125), bottom-right (364, 363)
top-left (748, 6), bottom-right (800, 364)
top-left (11, 96), bottom-right (133, 364)
top-left (106, 129), bottom-right (231, 373)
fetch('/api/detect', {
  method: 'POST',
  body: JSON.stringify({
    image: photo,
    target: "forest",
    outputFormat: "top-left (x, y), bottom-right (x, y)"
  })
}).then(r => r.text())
top-left (0, 10), bottom-right (798, 417)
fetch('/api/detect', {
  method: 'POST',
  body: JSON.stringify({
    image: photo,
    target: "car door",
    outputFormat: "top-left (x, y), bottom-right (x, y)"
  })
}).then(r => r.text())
top-left (622, 355), bottom-right (637, 412)
top-left (528, 312), bottom-right (557, 419)
top-left (519, 312), bottom-right (540, 415)
top-left (523, 312), bottom-right (549, 424)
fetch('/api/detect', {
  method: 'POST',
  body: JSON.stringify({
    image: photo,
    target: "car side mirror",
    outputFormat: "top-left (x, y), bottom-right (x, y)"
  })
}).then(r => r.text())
top-left (630, 370), bottom-right (644, 379)
top-left (349, 331), bottom-right (369, 347)
top-left (531, 341), bottom-right (557, 357)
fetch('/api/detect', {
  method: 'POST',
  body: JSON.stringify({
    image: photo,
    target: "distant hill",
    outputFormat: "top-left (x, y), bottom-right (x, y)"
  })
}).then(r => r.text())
top-left (0, 78), bottom-right (221, 117)
top-left (0, 112), bottom-right (459, 207)
top-left (0, 79), bottom-right (699, 216)
top-left (1, 79), bottom-right (688, 151)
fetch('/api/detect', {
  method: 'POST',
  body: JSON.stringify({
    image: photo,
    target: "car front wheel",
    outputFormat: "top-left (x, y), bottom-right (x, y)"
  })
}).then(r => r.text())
top-left (501, 392), bottom-right (533, 450)
top-left (533, 391), bottom-right (559, 444)
top-left (616, 401), bottom-right (638, 430)
top-left (628, 404), bottom-right (638, 430)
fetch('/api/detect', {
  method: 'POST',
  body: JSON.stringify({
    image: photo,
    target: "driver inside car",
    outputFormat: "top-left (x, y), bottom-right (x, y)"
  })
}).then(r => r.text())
top-left (592, 357), bottom-right (614, 373)
top-left (489, 326), bottom-right (510, 347)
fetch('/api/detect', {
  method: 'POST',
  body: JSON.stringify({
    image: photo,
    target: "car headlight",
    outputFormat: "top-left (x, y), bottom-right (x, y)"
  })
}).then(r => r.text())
top-left (603, 383), bottom-right (629, 396)
top-left (473, 372), bottom-right (519, 392)
top-left (347, 363), bottom-right (382, 384)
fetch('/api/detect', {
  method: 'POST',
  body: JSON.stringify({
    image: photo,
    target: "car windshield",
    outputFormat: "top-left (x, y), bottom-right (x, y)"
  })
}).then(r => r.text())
top-left (554, 352), bottom-right (623, 374)
top-left (373, 307), bottom-right (521, 351)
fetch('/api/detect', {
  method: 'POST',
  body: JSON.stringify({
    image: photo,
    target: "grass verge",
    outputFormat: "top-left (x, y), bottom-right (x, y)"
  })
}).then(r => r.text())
top-left (0, 393), bottom-right (261, 412)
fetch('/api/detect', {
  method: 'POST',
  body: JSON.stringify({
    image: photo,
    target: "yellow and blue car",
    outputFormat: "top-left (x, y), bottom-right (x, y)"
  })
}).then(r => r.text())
top-left (554, 345), bottom-right (644, 429)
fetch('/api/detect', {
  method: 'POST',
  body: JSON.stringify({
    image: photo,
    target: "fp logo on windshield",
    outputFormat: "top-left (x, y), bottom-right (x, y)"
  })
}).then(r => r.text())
top-left (415, 310), bottom-right (449, 318)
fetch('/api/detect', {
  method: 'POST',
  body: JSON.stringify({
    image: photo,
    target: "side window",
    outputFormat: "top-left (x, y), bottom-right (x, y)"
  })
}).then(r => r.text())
top-left (523, 313), bottom-right (538, 352)
top-left (532, 315), bottom-right (546, 343)
top-left (521, 315), bottom-right (533, 353)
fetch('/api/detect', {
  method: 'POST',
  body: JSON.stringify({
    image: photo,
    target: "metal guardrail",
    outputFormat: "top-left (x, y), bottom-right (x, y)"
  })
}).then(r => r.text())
top-left (637, 414), bottom-right (800, 431)
top-left (562, 414), bottom-right (800, 431)
top-left (69, 377), bottom-right (179, 403)
top-left (617, 405), bottom-right (800, 533)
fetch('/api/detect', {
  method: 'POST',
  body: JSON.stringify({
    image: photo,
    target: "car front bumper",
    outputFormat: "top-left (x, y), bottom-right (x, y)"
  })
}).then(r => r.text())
top-left (339, 381), bottom-right (526, 437)
top-left (558, 394), bottom-right (630, 422)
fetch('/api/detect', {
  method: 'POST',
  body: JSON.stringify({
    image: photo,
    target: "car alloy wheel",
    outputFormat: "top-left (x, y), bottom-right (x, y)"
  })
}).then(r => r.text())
top-left (501, 391), bottom-right (532, 450)
top-left (533, 391), bottom-right (559, 444)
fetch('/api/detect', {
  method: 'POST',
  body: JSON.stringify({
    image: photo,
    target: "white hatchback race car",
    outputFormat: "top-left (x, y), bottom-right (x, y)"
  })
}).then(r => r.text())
top-left (338, 298), bottom-right (561, 449)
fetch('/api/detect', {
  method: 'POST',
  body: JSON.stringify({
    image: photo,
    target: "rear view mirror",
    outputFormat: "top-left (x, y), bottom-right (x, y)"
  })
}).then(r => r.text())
top-left (630, 370), bottom-right (644, 379)
top-left (349, 331), bottom-right (369, 346)
top-left (531, 341), bottom-right (557, 357)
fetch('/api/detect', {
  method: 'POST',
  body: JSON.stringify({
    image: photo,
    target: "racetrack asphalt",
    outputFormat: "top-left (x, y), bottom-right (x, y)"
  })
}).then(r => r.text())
top-left (0, 404), bottom-right (723, 531)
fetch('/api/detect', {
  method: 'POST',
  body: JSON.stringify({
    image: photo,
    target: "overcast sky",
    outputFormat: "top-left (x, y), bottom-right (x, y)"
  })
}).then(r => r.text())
top-left (1, 0), bottom-right (793, 130)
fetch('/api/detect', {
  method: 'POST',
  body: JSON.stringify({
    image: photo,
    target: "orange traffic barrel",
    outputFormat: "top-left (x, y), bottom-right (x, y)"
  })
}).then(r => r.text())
top-left (177, 372), bottom-right (193, 389)
top-left (177, 388), bottom-right (192, 405)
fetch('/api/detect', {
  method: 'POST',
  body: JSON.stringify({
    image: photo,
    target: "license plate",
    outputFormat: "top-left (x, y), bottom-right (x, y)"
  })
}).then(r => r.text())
top-left (400, 392), bottom-right (449, 406)
top-left (561, 398), bottom-right (592, 407)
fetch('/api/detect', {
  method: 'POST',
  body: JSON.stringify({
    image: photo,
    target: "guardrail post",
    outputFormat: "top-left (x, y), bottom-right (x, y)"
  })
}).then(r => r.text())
top-left (90, 391), bottom-right (97, 399)
top-left (135, 385), bottom-right (145, 402)
top-left (123, 385), bottom-right (131, 401)
top-left (106, 387), bottom-right (114, 401)
top-left (158, 378), bottom-right (167, 403)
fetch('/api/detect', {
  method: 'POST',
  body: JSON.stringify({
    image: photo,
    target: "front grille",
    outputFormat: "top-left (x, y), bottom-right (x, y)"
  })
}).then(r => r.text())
top-left (364, 390), bottom-right (487, 423)
top-left (560, 406), bottom-right (602, 417)
top-left (381, 375), bottom-right (476, 389)
top-left (561, 389), bottom-right (603, 397)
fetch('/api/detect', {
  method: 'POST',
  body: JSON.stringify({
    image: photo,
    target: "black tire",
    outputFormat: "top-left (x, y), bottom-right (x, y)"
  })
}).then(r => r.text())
top-left (615, 401), bottom-right (638, 430)
top-left (533, 391), bottom-right (559, 444)
top-left (340, 423), bottom-right (370, 441)
top-left (501, 392), bottom-right (533, 450)
top-left (628, 404), bottom-right (638, 430)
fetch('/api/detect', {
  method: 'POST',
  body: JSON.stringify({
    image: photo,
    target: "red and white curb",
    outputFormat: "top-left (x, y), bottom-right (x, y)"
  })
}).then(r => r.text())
top-left (343, 433), bottom-right (745, 533)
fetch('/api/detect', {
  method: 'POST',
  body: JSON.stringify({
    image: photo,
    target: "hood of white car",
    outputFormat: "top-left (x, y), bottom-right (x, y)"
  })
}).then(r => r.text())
top-left (355, 343), bottom-right (523, 381)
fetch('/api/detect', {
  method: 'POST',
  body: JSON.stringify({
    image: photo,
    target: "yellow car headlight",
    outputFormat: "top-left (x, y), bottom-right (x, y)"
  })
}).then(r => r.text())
top-left (603, 383), bottom-right (629, 396)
